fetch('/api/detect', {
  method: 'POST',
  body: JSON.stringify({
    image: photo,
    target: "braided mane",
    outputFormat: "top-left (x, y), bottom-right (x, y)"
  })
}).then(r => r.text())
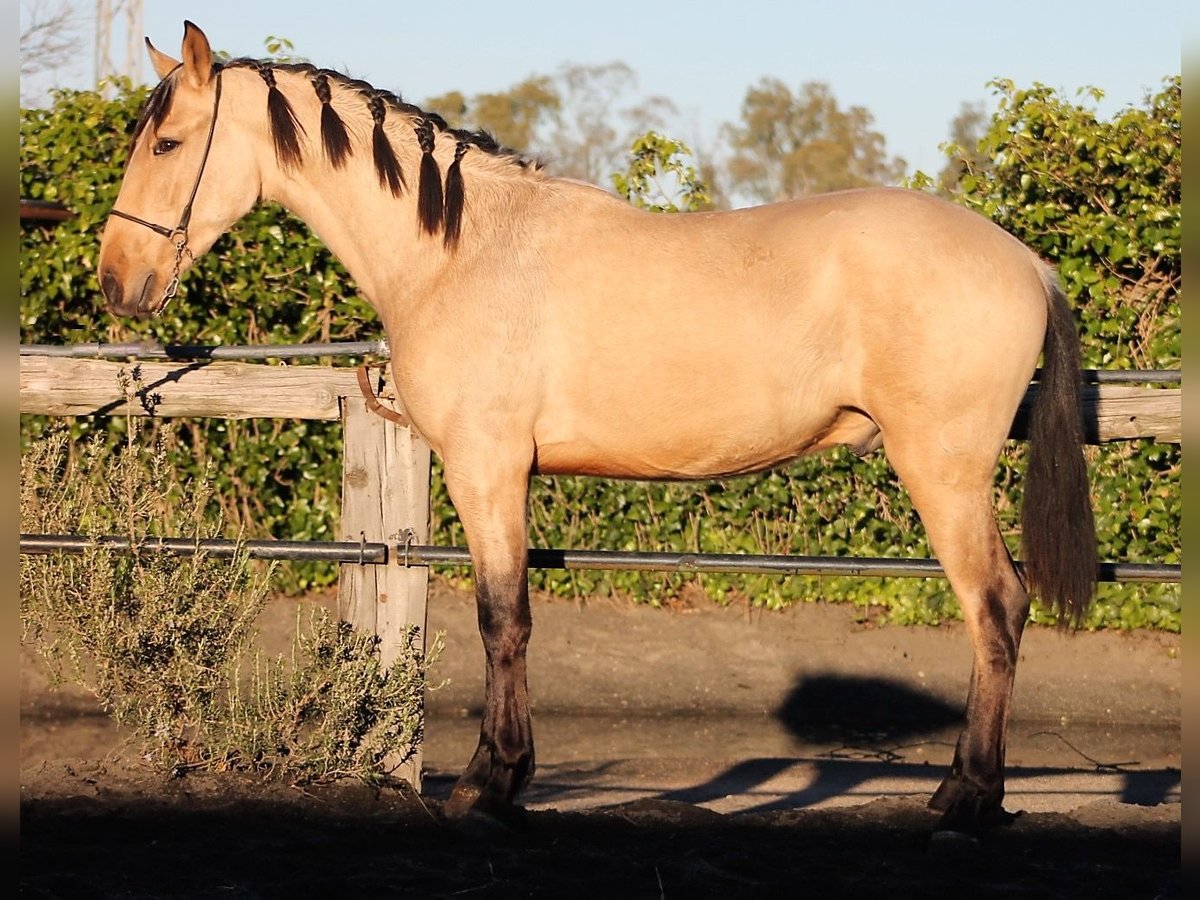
top-left (141, 57), bottom-right (541, 248)
top-left (230, 58), bottom-right (541, 247)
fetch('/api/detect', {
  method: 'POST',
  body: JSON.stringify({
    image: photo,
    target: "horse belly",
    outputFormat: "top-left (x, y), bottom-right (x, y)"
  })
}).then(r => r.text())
top-left (531, 300), bottom-right (872, 479)
top-left (533, 403), bottom-right (879, 479)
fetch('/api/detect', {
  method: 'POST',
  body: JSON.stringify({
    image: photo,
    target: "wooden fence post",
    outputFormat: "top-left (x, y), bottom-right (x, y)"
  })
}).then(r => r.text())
top-left (337, 368), bottom-right (432, 790)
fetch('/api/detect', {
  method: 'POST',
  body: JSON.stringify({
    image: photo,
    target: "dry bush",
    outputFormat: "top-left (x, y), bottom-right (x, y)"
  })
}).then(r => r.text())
top-left (21, 420), bottom-right (440, 782)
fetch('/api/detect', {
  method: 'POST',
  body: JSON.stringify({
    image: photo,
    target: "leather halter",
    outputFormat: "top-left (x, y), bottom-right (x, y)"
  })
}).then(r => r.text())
top-left (108, 66), bottom-right (225, 306)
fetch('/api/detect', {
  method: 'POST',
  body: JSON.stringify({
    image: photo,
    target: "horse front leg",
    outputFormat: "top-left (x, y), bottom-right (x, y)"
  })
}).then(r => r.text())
top-left (441, 456), bottom-right (535, 820)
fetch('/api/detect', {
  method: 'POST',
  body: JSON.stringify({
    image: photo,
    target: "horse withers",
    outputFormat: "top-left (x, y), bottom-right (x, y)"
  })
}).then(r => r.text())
top-left (97, 22), bottom-right (1096, 837)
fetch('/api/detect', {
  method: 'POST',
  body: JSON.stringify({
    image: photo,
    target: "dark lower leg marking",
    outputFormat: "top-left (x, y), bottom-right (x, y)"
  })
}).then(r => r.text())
top-left (447, 567), bottom-right (535, 817)
top-left (931, 573), bottom-right (1030, 833)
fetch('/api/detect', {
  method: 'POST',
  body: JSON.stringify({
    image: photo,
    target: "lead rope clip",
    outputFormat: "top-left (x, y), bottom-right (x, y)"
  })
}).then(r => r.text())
top-left (162, 234), bottom-right (192, 306)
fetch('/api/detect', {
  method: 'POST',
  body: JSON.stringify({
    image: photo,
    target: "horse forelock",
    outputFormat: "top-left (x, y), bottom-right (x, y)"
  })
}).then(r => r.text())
top-left (131, 70), bottom-right (180, 148)
top-left (209, 57), bottom-right (542, 247)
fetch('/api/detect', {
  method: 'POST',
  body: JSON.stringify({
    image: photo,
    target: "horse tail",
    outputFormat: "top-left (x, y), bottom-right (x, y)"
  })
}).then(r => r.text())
top-left (1021, 269), bottom-right (1097, 627)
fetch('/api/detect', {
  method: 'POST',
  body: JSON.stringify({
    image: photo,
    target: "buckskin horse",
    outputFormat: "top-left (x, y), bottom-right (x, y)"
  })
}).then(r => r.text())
top-left (97, 22), bottom-right (1096, 836)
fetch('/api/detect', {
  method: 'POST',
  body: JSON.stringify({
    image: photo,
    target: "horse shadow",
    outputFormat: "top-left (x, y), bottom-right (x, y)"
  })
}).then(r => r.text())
top-left (653, 673), bottom-right (1180, 814)
top-left (649, 673), bottom-right (957, 812)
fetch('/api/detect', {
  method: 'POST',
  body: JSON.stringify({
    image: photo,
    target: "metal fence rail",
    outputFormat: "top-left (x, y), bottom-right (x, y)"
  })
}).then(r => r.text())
top-left (20, 533), bottom-right (1181, 584)
top-left (20, 340), bottom-right (390, 360)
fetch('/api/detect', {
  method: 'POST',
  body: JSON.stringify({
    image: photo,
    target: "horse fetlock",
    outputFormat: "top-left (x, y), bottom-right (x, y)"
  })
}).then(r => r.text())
top-left (445, 773), bottom-right (530, 824)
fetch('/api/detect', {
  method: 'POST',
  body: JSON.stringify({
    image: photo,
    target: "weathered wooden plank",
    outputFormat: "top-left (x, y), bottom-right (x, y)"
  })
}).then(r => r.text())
top-left (20, 355), bottom-right (1181, 444)
top-left (337, 377), bottom-right (432, 789)
top-left (19, 356), bottom-right (363, 420)
top-left (1011, 385), bottom-right (1181, 444)
top-left (1085, 385), bottom-right (1181, 443)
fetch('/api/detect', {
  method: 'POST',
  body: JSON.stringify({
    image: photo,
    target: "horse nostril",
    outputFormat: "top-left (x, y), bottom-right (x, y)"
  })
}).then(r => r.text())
top-left (100, 270), bottom-right (121, 308)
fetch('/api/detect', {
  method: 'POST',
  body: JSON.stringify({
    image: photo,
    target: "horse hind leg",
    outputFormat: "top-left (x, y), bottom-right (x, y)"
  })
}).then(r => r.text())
top-left (885, 439), bottom-right (1030, 835)
top-left (926, 530), bottom-right (1029, 834)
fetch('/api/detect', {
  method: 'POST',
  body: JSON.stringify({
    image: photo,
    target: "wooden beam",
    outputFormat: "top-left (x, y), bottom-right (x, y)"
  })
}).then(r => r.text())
top-left (20, 199), bottom-right (74, 222)
top-left (1011, 385), bottom-right (1181, 444)
top-left (20, 356), bottom-right (1182, 444)
top-left (20, 356), bottom-right (365, 420)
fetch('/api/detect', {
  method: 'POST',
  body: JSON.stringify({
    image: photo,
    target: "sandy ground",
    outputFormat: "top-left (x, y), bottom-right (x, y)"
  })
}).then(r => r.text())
top-left (21, 582), bottom-right (1181, 897)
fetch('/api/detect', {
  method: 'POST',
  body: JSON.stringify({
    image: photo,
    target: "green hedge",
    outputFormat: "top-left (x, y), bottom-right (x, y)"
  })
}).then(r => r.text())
top-left (20, 77), bottom-right (1179, 629)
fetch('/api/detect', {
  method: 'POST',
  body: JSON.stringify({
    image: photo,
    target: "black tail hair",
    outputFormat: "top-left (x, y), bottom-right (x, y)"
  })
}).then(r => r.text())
top-left (1021, 273), bottom-right (1097, 626)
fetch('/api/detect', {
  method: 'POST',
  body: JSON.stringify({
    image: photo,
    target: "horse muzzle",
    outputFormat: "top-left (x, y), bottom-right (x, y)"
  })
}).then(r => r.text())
top-left (101, 268), bottom-right (163, 320)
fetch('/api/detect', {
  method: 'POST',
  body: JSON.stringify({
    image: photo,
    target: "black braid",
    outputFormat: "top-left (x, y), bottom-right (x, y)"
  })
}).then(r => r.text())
top-left (369, 92), bottom-right (405, 195)
top-left (257, 64), bottom-right (305, 169)
top-left (414, 117), bottom-right (444, 235)
top-left (444, 141), bottom-right (468, 248)
top-left (311, 71), bottom-right (352, 168)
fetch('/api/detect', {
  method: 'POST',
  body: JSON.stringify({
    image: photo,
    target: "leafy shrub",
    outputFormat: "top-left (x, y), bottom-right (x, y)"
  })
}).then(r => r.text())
top-left (950, 77), bottom-right (1180, 369)
top-left (223, 615), bottom-right (438, 782)
top-left (922, 77), bottom-right (1181, 630)
top-left (611, 131), bottom-right (713, 212)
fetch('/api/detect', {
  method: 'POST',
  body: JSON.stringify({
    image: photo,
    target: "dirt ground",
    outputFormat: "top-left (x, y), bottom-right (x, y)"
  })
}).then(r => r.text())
top-left (21, 583), bottom-right (1181, 898)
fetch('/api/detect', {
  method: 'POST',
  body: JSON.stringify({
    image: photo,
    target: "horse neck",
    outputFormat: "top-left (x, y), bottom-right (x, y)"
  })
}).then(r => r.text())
top-left (243, 68), bottom-right (456, 308)
top-left (266, 165), bottom-right (431, 306)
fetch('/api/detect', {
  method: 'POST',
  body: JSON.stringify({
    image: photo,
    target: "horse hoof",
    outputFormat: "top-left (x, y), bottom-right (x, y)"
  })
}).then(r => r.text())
top-left (445, 802), bottom-right (528, 840)
top-left (443, 781), bottom-right (528, 837)
top-left (444, 783), bottom-right (482, 820)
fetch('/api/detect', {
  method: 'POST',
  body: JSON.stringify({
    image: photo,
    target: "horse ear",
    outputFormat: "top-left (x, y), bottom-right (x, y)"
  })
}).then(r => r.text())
top-left (145, 37), bottom-right (180, 81)
top-left (180, 20), bottom-right (213, 90)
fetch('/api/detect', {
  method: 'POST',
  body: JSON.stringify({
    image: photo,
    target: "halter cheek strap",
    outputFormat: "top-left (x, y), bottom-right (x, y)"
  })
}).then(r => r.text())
top-left (109, 67), bottom-right (225, 306)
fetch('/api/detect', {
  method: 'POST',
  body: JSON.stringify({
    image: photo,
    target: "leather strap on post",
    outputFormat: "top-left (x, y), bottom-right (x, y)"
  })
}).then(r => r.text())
top-left (355, 365), bottom-right (410, 427)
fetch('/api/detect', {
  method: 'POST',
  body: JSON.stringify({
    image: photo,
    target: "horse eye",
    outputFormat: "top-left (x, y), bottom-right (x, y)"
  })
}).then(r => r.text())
top-left (152, 139), bottom-right (180, 156)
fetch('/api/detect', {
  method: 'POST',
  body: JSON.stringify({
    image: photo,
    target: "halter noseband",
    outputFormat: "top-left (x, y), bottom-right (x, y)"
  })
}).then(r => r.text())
top-left (109, 66), bottom-right (225, 306)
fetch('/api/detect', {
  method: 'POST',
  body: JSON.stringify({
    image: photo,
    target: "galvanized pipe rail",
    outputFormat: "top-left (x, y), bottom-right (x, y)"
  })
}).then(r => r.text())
top-left (19, 533), bottom-right (1180, 584)
top-left (20, 340), bottom-right (390, 361)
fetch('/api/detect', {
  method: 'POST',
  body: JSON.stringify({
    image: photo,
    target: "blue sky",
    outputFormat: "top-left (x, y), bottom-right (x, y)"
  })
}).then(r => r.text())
top-left (24, 0), bottom-right (1181, 179)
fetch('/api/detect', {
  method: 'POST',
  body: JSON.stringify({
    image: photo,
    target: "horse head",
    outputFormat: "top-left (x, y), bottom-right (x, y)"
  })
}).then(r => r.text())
top-left (99, 21), bottom-right (258, 319)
